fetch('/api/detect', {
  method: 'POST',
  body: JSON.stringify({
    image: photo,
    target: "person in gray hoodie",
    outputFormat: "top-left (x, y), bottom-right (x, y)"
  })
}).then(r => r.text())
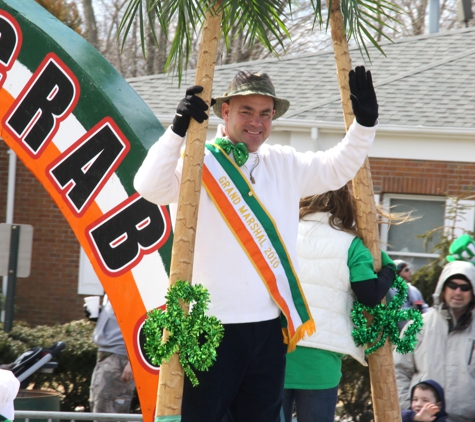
top-left (394, 260), bottom-right (475, 422)
top-left (88, 296), bottom-right (135, 414)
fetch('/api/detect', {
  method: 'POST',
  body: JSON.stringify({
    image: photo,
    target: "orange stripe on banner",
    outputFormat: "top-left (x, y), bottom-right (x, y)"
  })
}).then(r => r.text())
top-left (0, 89), bottom-right (14, 121)
top-left (0, 87), bottom-right (157, 421)
top-left (202, 166), bottom-right (294, 333)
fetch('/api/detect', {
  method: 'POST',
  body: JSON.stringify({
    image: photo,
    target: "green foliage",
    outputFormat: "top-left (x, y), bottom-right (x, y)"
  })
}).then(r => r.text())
top-left (337, 356), bottom-right (373, 421)
top-left (0, 320), bottom-right (97, 412)
top-left (120, 0), bottom-right (292, 81)
top-left (0, 329), bottom-right (28, 364)
top-left (312, 0), bottom-right (401, 58)
top-left (120, 0), bottom-right (401, 82)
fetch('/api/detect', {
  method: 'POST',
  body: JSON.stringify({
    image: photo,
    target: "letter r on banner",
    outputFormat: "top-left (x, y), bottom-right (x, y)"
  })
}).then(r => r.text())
top-left (3, 52), bottom-right (79, 157)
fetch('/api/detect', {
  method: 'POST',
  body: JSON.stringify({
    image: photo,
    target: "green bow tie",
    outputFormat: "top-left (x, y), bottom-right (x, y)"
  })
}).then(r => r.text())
top-left (214, 138), bottom-right (249, 167)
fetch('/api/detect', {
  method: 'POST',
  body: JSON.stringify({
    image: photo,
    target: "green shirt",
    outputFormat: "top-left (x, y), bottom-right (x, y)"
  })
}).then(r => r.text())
top-left (284, 237), bottom-right (376, 389)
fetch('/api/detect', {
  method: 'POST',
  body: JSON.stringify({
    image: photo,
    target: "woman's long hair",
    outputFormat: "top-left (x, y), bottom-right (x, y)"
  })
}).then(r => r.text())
top-left (299, 184), bottom-right (359, 237)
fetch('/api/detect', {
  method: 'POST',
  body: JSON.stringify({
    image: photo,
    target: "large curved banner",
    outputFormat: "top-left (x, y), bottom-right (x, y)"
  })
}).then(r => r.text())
top-left (0, 1), bottom-right (171, 419)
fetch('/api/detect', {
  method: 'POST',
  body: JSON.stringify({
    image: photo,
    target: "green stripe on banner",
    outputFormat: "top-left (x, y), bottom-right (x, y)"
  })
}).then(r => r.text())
top-left (206, 144), bottom-right (310, 322)
top-left (155, 417), bottom-right (181, 422)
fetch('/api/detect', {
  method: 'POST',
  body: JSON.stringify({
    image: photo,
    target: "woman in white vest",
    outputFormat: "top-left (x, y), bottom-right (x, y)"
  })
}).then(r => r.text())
top-left (282, 185), bottom-right (396, 422)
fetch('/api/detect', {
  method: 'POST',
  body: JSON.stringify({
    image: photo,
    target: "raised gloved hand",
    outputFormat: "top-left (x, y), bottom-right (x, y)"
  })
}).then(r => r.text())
top-left (349, 66), bottom-right (378, 127)
top-left (171, 85), bottom-right (212, 137)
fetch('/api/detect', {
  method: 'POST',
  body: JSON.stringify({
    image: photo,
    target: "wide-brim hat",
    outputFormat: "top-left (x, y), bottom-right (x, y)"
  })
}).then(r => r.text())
top-left (213, 70), bottom-right (290, 120)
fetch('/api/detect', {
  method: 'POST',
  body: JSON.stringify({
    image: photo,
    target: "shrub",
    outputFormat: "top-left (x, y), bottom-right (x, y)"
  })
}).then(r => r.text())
top-left (0, 319), bottom-right (97, 411)
top-left (337, 356), bottom-right (373, 421)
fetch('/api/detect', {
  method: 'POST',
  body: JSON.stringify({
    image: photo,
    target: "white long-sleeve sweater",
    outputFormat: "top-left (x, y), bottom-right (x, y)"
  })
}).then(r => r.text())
top-left (134, 122), bottom-right (376, 324)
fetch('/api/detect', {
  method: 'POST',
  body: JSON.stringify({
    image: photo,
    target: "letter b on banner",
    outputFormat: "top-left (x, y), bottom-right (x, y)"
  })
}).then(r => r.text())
top-left (88, 195), bottom-right (170, 276)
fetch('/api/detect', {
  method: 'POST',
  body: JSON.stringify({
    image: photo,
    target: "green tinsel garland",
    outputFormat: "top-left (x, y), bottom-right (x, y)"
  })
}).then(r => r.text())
top-left (143, 280), bottom-right (224, 387)
top-left (351, 275), bottom-right (423, 355)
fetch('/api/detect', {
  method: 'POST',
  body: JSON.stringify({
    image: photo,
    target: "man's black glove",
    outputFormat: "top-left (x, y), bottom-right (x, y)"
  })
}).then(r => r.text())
top-left (349, 66), bottom-right (378, 127)
top-left (172, 85), bottom-right (212, 137)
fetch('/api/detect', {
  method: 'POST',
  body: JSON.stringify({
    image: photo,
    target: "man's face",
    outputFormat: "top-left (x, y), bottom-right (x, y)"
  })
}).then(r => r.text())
top-left (399, 266), bottom-right (412, 283)
top-left (411, 387), bottom-right (439, 413)
top-left (222, 94), bottom-right (275, 152)
top-left (442, 278), bottom-right (473, 310)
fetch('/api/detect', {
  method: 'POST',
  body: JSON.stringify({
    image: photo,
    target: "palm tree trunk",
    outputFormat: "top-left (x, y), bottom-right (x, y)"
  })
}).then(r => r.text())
top-left (327, 1), bottom-right (401, 421)
top-left (155, 2), bottom-right (223, 417)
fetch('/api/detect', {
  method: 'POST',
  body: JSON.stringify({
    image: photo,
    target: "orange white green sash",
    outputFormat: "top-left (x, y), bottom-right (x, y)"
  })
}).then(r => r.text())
top-left (202, 142), bottom-right (316, 351)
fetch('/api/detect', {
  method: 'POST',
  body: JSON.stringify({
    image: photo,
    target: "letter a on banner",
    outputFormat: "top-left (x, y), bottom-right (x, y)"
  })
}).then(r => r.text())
top-left (0, 1), bottom-right (172, 420)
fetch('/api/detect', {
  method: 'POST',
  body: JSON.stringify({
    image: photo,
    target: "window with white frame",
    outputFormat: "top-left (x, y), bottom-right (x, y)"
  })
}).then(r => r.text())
top-left (380, 194), bottom-right (475, 271)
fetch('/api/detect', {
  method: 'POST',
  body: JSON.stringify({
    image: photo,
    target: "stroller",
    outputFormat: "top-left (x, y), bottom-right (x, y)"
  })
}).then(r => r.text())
top-left (9, 342), bottom-right (65, 389)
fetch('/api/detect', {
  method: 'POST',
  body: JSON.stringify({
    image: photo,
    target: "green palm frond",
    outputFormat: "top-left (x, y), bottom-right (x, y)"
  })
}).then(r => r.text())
top-left (119, 0), bottom-right (400, 80)
top-left (315, 0), bottom-right (401, 58)
top-left (309, 0), bottom-right (325, 28)
top-left (119, 0), bottom-right (293, 81)
top-left (119, 0), bottom-right (204, 81)
top-left (221, 0), bottom-right (291, 56)
top-left (160, 0), bottom-right (207, 81)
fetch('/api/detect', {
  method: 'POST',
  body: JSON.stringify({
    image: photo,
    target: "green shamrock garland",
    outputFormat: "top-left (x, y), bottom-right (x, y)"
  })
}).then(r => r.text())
top-left (143, 280), bottom-right (224, 387)
top-left (351, 275), bottom-right (423, 355)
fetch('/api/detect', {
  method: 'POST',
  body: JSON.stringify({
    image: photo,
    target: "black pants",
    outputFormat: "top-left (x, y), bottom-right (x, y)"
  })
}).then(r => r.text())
top-left (181, 317), bottom-right (287, 422)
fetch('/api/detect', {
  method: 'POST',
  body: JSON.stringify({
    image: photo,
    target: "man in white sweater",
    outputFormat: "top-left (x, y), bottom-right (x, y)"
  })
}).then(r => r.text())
top-left (134, 68), bottom-right (379, 422)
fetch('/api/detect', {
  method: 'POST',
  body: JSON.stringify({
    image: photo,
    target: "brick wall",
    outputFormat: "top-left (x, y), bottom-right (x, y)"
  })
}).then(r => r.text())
top-left (370, 158), bottom-right (475, 197)
top-left (1, 142), bottom-right (84, 326)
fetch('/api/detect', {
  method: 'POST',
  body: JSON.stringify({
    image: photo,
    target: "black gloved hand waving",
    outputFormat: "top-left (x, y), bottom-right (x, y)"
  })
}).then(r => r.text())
top-left (172, 85), bottom-right (212, 137)
top-left (349, 66), bottom-right (378, 127)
